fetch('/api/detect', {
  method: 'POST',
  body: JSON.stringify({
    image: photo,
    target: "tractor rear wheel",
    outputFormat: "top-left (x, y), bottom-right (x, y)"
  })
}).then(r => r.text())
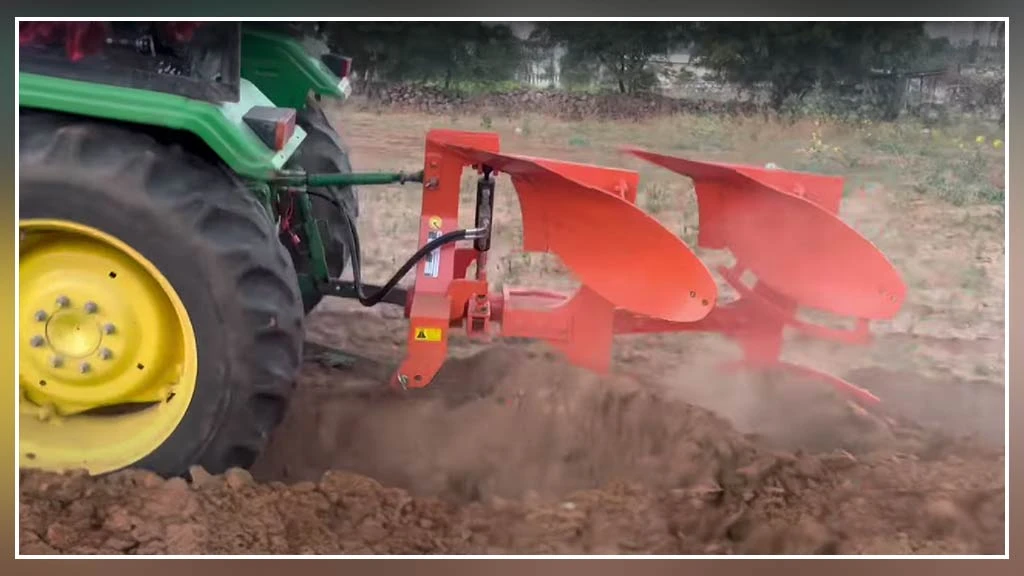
top-left (284, 96), bottom-right (360, 313)
top-left (18, 110), bottom-right (305, 477)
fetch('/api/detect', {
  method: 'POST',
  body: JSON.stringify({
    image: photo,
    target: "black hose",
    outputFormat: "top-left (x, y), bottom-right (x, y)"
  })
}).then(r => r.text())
top-left (305, 190), bottom-right (470, 307)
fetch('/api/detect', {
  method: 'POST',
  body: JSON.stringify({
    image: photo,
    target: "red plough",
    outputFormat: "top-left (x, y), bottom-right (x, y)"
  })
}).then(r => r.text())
top-left (388, 130), bottom-right (906, 407)
top-left (619, 148), bottom-right (907, 406)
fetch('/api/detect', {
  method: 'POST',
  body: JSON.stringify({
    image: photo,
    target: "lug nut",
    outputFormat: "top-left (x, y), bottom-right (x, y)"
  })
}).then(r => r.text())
top-left (55, 296), bottom-right (69, 308)
top-left (103, 323), bottom-right (116, 335)
top-left (33, 310), bottom-right (47, 322)
top-left (84, 301), bottom-right (98, 314)
top-left (79, 362), bottom-right (91, 374)
top-left (29, 335), bottom-right (45, 348)
top-left (50, 356), bottom-right (63, 368)
top-left (99, 348), bottom-right (113, 360)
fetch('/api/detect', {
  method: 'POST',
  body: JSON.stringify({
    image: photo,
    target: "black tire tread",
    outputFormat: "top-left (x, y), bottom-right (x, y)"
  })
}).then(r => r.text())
top-left (19, 109), bottom-right (305, 476)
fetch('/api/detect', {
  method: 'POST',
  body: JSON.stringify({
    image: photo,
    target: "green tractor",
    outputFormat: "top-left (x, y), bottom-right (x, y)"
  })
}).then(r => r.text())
top-left (18, 21), bottom-right (908, 481)
top-left (17, 21), bottom-right (398, 477)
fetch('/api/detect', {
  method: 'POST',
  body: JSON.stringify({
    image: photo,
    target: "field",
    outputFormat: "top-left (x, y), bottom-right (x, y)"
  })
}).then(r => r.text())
top-left (19, 102), bottom-right (1006, 555)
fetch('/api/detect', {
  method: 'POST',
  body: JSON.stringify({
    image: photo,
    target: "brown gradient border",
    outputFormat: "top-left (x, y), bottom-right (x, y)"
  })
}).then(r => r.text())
top-left (2, 2), bottom-right (1019, 574)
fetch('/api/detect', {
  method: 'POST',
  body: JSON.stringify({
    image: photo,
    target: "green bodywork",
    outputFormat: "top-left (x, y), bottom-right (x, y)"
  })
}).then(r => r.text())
top-left (241, 28), bottom-right (350, 110)
top-left (19, 72), bottom-right (307, 180)
top-left (19, 28), bottom-right (352, 180)
top-left (18, 26), bottom-right (406, 308)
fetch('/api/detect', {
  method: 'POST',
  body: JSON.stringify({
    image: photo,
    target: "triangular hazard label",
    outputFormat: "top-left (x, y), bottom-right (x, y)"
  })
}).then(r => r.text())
top-left (416, 329), bottom-right (427, 340)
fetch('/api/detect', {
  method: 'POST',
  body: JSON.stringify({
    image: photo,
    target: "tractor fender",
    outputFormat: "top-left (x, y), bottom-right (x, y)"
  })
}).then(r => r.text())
top-left (19, 72), bottom-right (306, 181)
top-left (241, 28), bottom-right (351, 111)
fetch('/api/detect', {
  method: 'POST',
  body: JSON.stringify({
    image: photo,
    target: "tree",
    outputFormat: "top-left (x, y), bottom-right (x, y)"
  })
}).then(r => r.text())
top-left (321, 22), bottom-right (407, 82)
top-left (689, 22), bottom-right (929, 109)
top-left (323, 22), bottom-right (524, 88)
top-left (530, 22), bottom-right (692, 93)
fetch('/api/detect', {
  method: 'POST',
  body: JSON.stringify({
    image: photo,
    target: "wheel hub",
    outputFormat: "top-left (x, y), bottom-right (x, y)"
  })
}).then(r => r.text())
top-left (46, 306), bottom-right (103, 358)
top-left (19, 259), bottom-right (166, 413)
top-left (19, 219), bottom-right (199, 474)
top-left (24, 294), bottom-right (128, 393)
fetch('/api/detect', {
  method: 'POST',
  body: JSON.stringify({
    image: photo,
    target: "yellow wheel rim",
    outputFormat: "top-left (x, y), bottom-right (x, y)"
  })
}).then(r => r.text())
top-left (19, 219), bottom-right (199, 475)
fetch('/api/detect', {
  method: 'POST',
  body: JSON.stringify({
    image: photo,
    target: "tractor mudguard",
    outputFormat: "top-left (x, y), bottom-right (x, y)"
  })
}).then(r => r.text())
top-left (19, 72), bottom-right (306, 180)
top-left (241, 27), bottom-right (351, 111)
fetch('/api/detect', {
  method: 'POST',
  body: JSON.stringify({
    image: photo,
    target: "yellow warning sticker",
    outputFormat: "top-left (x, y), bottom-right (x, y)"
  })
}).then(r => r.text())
top-left (413, 327), bottom-right (443, 342)
top-left (428, 216), bottom-right (443, 230)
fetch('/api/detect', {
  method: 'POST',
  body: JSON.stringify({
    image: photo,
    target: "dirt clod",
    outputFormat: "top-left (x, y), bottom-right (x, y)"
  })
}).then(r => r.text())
top-left (19, 345), bottom-right (1004, 555)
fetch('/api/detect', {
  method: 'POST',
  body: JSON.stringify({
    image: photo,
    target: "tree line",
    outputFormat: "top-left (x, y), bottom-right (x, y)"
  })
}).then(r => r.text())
top-left (321, 22), bottom-right (1002, 111)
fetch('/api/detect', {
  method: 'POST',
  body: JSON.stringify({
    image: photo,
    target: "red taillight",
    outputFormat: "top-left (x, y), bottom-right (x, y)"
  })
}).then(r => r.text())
top-left (274, 111), bottom-right (297, 150)
top-left (243, 106), bottom-right (297, 151)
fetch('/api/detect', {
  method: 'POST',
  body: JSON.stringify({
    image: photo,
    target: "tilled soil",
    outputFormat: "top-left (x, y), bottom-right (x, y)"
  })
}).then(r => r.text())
top-left (17, 105), bottom-right (1007, 556)
top-left (19, 340), bottom-right (1005, 555)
